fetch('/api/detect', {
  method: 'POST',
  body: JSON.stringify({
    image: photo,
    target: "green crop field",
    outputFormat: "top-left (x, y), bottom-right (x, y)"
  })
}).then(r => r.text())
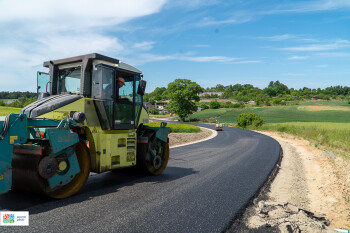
top-left (146, 122), bottom-right (200, 133)
top-left (0, 106), bottom-right (21, 116)
top-left (189, 101), bottom-right (350, 124)
top-left (190, 100), bottom-right (350, 158)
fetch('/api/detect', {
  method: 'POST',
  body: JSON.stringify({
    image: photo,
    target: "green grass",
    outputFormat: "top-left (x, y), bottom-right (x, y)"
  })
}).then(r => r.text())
top-left (0, 99), bottom-right (17, 102)
top-left (260, 122), bottom-right (350, 159)
top-left (0, 106), bottom-right (21, 116)
top-left (189, 102), bottom-right (350, 124)
top-left (146, 122), bottom-right (200, 133)
top-left (149, 114), bottom-right (171, 118)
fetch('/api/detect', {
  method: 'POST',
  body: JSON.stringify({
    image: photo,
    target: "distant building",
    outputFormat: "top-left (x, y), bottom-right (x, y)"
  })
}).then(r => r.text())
top-left (143, 102), bottom-right (153, 110)
top-left (155, 100), bottom-right (169, 110)
top-left (199, 92), bottom-right (223, 97)
top-left (4, 100), bottom-right (16, 104)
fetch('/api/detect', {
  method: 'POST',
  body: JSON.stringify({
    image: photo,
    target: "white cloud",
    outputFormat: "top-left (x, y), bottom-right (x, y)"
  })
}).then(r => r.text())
top-left (196, 13), bottom-right (253, 26)
top-left (288, 55), bottom-right (308, 60)
top-left (193, 44), bottom-right (210, 48)
top-left (0, 0), bottom-right (167, 91)
top-left (0, 0), bottom-right (166, 27)
top-left (281, 73), bottom-right (305, 76)
top-left (260, 34), bottom-right (296, 41)
top-left (132, 42), bottom-right (155, 51)
top-left (316, 52), bottom-right (350, 57)
top-left (280, 40), bottom-right (350, 52)
top-left (267, 0), bottom-right (350, 14)
top-left (126, 53), bottom-right (261, 65)
top-left (165, 0), bottom-right (220, 9)
top-left (184, 56), bottom-right (239, 63)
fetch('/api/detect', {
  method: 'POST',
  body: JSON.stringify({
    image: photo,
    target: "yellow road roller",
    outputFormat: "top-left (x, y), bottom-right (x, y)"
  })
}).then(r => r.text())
top-left (0, 53), bottom-right (170, 199)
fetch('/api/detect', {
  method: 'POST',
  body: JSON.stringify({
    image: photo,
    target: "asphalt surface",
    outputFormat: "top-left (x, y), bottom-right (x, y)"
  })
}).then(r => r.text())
top-left (1, 124), bottom-right (281, 233)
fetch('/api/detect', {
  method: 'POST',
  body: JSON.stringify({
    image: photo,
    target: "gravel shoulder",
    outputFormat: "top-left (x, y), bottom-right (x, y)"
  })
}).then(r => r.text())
top-left (169, 127), bottom-right (214, 148)
top-left (229, 131), bottom-right (350, 232)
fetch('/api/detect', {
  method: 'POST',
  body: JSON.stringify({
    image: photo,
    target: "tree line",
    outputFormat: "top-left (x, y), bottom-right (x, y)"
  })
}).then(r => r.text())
top-left (0, 91), bottom-right (37, 108)
top-left (144, 79), bottom-right (350, 121)
top-left (145, 80), bottom-right (350, 106)
top-left (0, 91), bottom-right (37, 99)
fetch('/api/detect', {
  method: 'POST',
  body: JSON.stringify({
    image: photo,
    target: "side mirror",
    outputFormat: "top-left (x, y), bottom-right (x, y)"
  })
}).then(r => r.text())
top-left (137, 80), bottom-right (147, 96)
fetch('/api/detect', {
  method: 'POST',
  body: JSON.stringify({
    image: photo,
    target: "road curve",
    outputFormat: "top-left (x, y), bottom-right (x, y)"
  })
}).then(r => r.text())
top-left (1, 124), bottom-right (281, 233)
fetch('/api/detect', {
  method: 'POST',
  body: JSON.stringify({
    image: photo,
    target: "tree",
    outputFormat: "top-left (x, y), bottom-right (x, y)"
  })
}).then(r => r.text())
top-left (167, 79), bottom-right (203, 121)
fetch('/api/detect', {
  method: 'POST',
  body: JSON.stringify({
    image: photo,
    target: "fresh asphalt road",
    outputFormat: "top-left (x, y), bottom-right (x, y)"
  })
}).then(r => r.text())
top-left (1, 124), bottom-right (281, 233)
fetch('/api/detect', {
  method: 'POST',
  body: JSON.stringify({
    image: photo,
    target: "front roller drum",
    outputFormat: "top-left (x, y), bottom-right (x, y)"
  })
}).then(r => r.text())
top-left (12, 142), bottom-right (91, 199)
top-left (137, 139), bottom-right (169, 175)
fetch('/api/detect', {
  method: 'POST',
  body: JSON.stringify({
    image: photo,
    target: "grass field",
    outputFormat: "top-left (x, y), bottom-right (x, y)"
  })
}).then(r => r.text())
top-left (0, 106), bottom-right (21, 116)
top-left (149, 114), bottom-right (172, 118)
top-left (146, 122), bottom-right (200, 133)
top-left (260, 122), bottom-right (350, 159)
top-left (0, 99), bottom-right (17, 102)
top-left (189, 101), bottom-right (350, 124)
top-left (190, 100), bottom-right (350, 156)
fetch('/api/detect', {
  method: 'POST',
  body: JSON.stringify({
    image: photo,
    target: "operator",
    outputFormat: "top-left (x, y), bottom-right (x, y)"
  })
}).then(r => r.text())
top-left (117, 77), bottom-right (125, 89)
top-left (116, 77), bottom-right (125, 100)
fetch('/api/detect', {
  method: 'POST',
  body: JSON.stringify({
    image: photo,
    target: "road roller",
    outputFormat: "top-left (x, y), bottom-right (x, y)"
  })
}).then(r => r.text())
top-left (0, 53), bottom-right (170, 199)
top-left (215, 121), bottom-right (223, 131)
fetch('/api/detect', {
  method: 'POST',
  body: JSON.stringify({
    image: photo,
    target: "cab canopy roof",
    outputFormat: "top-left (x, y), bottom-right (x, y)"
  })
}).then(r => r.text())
top-left (43, 53), bottom-right (141, 74)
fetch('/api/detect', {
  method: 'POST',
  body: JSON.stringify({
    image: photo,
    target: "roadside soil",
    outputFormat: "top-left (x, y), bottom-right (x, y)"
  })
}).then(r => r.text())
top-left (169, 127), bottom-right (213, 147)
top-left (298, 106), bottom-right (350, 111)
top-left (149, 117), bottom-right (215, 148)
top-left (230, 131), bottom-right (350, 232)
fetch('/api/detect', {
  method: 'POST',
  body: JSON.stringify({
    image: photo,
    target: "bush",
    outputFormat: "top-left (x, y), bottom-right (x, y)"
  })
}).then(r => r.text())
top-left (236, 113), bottom-right (265, 129)
top-left (200, 103), bottom-right (209, 110)
top-left (271, 98), bottom-right (282, 105)
top-left (149, 107), bottom-right (159, 115)
top-left (224, 101), bottom-right (234, 108)
top-left (233, 102), bottom-right (244, 108)
top-left (209, 100), bottom-right (221, 109)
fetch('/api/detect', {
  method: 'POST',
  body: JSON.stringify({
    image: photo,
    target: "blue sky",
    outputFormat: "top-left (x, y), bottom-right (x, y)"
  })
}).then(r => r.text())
top-left (1, 0), bottom-right (350, 92)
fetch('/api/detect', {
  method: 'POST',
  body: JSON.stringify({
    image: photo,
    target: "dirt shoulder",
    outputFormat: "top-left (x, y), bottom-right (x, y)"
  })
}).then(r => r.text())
top-left (169, 127), bottom-right (214, 148)
top-left (229, 131), bottom-right (350, 232)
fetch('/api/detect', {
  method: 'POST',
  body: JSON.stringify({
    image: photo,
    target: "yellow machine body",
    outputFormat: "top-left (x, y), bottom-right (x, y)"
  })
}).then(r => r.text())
top-left (39, 96), bottom-right (150, 173)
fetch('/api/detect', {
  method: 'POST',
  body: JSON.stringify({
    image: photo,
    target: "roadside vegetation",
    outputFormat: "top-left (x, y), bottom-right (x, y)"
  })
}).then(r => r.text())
top-left (0, 106), bottom-right (21, 116)
top-left (145, 122), bottom-right (200, 133)
top-left (260, 122), bottom-right (350, 159)
top-left (0, 91), bottom-right (36, 109)
top-left (236, 113), bottom-right (264, 129)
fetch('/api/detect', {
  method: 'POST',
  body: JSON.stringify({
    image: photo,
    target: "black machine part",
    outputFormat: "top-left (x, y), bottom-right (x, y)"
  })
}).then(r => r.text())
top-left (137, 80), bottom-right (147, 96)
top-left (0, 113), bottom-right (12, 140)
top-left (72, 112), bottom-right (86, 123)
top-left (38, 156), bottom-right (58, 179)
top-left (21, 94), bottom-right (82, 118)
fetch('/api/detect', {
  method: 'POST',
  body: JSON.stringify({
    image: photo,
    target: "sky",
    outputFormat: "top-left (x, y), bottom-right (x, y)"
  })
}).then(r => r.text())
top-left (0, 0), bottom-right (350, 92)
